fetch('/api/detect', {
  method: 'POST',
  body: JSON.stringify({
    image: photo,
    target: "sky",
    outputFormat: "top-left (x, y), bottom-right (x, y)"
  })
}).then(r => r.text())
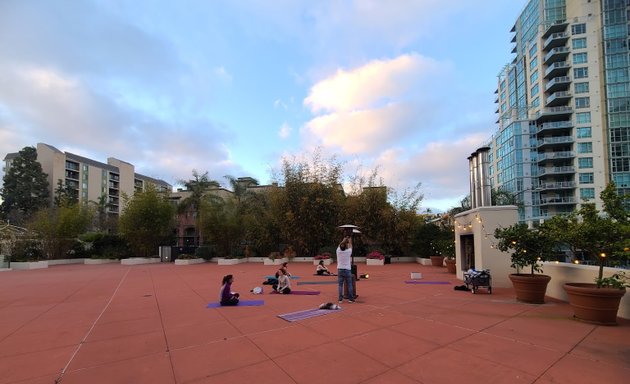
top-left (0, 0), bottom-right (526, 212)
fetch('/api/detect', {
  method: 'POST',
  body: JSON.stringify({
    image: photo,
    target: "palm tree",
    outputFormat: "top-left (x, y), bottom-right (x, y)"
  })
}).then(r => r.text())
top-left (177, 170), bottom-right (220, 246)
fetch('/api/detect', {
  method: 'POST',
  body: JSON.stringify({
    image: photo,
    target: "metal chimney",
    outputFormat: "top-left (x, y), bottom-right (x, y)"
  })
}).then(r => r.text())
top-left (477, 146), bottom-right (492, 207)
top-left (469, 152), bottom-right (479, 209)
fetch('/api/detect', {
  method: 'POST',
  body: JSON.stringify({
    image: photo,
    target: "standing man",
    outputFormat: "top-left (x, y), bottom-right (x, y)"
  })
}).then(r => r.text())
top-left (336, 236), bottom-right (355, 303)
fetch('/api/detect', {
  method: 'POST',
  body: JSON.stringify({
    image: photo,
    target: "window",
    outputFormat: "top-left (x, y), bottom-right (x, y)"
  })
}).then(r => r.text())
top-left (575, 97), bottom-right (590, 108)
top-left (577, 142), bottom-right (593, 153)
top-left (572, 23), bottom-right (586, 35)
top-left (574, 67), bottom-right (588, 79)
top-left (529, 42), bottom-right (537, 58)
top-left (578, 157), bottom-right (593, 168)
top-left (577, 127), bottom-right (592, 138)
top-left (572, 37), bottom-right (587, 49)
top-left (530, 56), bottom-right (538, 70)
top-left (576, 112), bottom-right (591, 123)
top-left (575, 82), bottom-right (589, 94)
top-left (573, 52), bottom-right (587, 64)
top-left (532, 96), bottom-right (540, 107)
top-left (531, 84), bottom-right (539, 96)
top-left (580, 188), bottom-right (595, 200)
top-left (579, 172), bottom-right (594, 184)
top-left (530, 70), bottom-right (539, 83)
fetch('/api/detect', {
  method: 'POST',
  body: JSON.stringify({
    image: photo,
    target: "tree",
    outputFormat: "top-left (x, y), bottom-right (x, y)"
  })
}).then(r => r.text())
top-left (53, 179), bottom-right (78, 207)
top-left (28, 203), bottom-right (93, 260)
top-left (1, 146), bottom-right (50, 224)
top-left (119, 186), bottom-right (175, 257)
top-left (177, 170), bottom-right (220, 245)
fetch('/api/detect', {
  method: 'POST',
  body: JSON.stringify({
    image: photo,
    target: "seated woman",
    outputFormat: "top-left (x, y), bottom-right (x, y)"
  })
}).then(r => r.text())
top-left (316, 260), bottom-right (334, 275)
top-left (276, 268), bottom-right (292, 294)
top-left (219, 274), bottom-right (240, 306)
top-left (275, 262), bottom-right (292, 278)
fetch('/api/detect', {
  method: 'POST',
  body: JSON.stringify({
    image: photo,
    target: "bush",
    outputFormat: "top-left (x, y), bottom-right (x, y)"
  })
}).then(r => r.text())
top-left (195, 245), bottom-right (215, 260)
top-left (314, 252), bottom-right (331, 260)
top-left (367, 250), bottom-right (384, 260)
top-left (11, 239), bottom-right (44, 261)
top-left (80, 232), bottom-right (130, 259)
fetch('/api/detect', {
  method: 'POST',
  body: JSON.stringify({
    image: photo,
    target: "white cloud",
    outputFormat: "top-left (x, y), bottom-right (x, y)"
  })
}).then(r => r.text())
top-left (214, 66), bottom-right (233, 83)
top-left (278, 122), bottom-right (292, 139)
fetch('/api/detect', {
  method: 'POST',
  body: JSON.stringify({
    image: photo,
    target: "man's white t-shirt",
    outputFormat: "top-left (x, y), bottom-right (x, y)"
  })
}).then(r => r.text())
top-left (336, 246), bottom-right (352, 270)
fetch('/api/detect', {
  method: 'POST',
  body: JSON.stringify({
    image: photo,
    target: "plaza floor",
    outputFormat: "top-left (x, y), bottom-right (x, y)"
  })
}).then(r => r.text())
top-left (0, 261), bottom-right (628, 384)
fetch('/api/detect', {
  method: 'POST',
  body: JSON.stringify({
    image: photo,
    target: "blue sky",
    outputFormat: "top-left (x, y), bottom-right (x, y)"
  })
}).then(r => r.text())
top-left (0, 0), bottom-right (525, 212)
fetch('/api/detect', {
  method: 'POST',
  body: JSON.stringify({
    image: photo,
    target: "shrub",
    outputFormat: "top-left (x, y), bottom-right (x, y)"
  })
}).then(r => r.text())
top-left (314, 252), bottom-right (331, 260)
top-left (11, 239), bottom-right (43, 261)
top-left (195, 245), bottom-right (215, 260)
top-left (367, 250), bottom-right (384, 260)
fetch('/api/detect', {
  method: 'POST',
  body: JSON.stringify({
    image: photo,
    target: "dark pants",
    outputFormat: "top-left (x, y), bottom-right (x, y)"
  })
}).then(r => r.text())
top-left (220, 296), bottom-right (239, 306)
top-left (279, 287), bottom-right (291, 294)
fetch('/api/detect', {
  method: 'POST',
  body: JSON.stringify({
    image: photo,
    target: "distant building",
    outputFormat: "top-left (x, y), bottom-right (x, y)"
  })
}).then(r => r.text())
top-left (3, 143), bottom-right (171, 215)
top-left (487, 0), bottom-right (629, 225)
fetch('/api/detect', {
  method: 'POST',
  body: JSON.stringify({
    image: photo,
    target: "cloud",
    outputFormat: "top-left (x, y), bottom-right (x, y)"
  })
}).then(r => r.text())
top-left (278, 122), bottom-right (292, 139)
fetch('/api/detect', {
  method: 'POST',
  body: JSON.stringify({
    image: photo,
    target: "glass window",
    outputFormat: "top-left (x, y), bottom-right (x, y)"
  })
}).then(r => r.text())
top-left (580, 188), bottom-right (595, 200)
top-left (575, 82), bottom-right (589, 94)
top-left (578, 157), bottom-right (593, 168)
top-left (575, 97), bottom-right (590, 108)
top-left (532, 96), bottom-right (540, 107)
top-left (573, 52), bottom-right (587, 64)
top-left (574, 67), bottom-right (588, 79)
top-left (576, 112), bottom-right (591, 123)
top-left (572, 37), bottom-right (587, 49)
top-left (531, 84), bottom-right (539, 96)
top-left (577, 127), bottom-right (592, 138)
top-left (577, 142), bottom-right (593, 153)
top-left (572, 23), bottom-right (586, 35)
top-left (530, 56), bottom-right (538, 70)
top-left (530, 70), bottom-right (539, 83)
top-left (529, 42), bottom-right (537, 58)
top-left (579, 172), bottom-right (594, 184)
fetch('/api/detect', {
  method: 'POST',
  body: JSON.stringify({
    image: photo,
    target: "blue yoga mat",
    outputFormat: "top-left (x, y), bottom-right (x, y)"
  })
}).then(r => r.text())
top-left (207, 300), bottom-right (264, 308)
top-left (404, 281), bottom-right (451, 285)
top-left (297, 281), bottom-right (337, 285)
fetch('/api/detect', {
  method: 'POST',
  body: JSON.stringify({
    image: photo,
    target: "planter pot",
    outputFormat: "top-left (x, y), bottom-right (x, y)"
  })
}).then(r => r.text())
top-left (366, 258), bottom-right (385, 266)
top-left (121, 257), bottom-right (161, 265)
top-left (416, 257), bottom-right (432, 265)
top-left (563, 283), bottom-right (626, 325)
top-left (11, 261), bottom-right (48, 270)
top-left (85, 259), bottom-right (118, 265)
top-left (430, 256), bottom-right (445, 267)
top-left (263, 257), bottom-right (288, 266)
top-left (445, 258), bottom-right (457, 274)
top-left (175, 258), bottom-right (206, 265)
top-left (217, 258), bottom-right (246, 265)
top-left (509, 274), bottom-right (551, 304)
top-left (314, 259), bottom-right (332, 266)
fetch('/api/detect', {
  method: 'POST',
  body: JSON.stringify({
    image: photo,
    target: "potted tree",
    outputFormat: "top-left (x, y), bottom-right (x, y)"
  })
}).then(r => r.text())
top-left (548, 183), bottom-right (629, 325)
top-left (494, 222), bottom-right (554, 304)
top-left (437, 238), bottom-right (456, 274)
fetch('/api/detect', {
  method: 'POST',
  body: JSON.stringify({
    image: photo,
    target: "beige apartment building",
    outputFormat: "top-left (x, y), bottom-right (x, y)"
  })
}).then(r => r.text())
top-left (3, 143), bottom-right (171, 215)
top-left (488, 0), bottom-right (629, 225)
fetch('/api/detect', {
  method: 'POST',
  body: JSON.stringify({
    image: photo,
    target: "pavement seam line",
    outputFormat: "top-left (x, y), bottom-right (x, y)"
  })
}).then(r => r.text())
top-left (54, 267), bottom-right (131, 383)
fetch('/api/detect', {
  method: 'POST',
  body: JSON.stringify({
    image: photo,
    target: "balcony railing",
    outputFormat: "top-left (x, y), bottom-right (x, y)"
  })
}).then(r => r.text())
top-left (542, 21), bottom-right (568, 39)
top-left (538, 166), bottom-right (576, 175)
top-left (537, 120), bottom-right (573, 133)
top-left (543, 32), bottom-right (569, 51)
top-left (545, 91), bottom-right (572, 107)
top-left (544, 46), bottom-right (570, 64)
top-left (535, 105), bottom-right (573, 121)
top-left (536, 181), bottom-right (576, 190)
top-left (544, 61), bottom-right (571, 79)
top-left (545, 76), bottom-right (571, 92)
top-left (538, 151), bottom-right (576, 162)
top-left (537, 136), bottom-right (574, 147)
top-left (535, 196), bottom-right (576, 205)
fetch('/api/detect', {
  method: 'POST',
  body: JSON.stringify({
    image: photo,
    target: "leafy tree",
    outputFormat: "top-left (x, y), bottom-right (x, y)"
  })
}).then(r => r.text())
top-left (53, 179), bottom-right (78, 207)
top-left (28, 203), bottom-right (93, 260)
top-left (119, 186), bottom-right (175, 257)
top-left (177, 170), bottom-right (220, 245)
top-left (1, 146), bottom-right (50, 224)
top-left (89, 194), bottom-right (117, 232)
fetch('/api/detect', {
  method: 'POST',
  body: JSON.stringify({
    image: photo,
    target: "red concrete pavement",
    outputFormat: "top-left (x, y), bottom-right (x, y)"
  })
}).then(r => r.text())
top-left (0, 261), bottom-right (628, 384)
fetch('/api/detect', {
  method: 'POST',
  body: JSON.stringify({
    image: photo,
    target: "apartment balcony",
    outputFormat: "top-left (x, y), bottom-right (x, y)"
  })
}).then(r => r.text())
top-left (545, 91), bottom-right (572, 107)
top-left (65, 170), bottom-right (80, 180)
top-left (544, 46), bottom-right (570, 65)
top-left (542, 21), bottom-right (568, 39)
top-left (545, 76), bottom-right (571, 93)
top-left (534, 105), bottom-right (573, 122)
top-left (537, 196), bottom-right (576, 206)
top-left (538, 166), bottom-right (576, 176)
top-left (109, 173), bottom-right (120, 182)
top-left (65, 162), bottom-right (80, 171)
top-left (544, 61), bottom-right (571, 79)
top-left (537, 120), bottom-right (573, 133)
top-left (108, 188), bottom-right (119, 197)
top-left (537, 136), bottom-right (574, 149)
top-left (536, 181), bottom-right (576, 191)
top-left (543, 32), bottom-right (569, 51)
top-left (537, 151), bottom-right (576, 163)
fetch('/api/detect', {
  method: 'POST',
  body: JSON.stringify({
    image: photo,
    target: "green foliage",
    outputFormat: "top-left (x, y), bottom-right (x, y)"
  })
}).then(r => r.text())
top-left (10, 238), bottom-right (43, 261)
top-left (494, 223), bottom-right (555, 275)
top-left (411, 221), bottom-right (453, 257)
top-left (79, 232), bottom-right (129, 259)
top-left (119, 186), bottom-right (175, 257)
top-left (195, 245), bottom-right (215, 260)
top-left (595, 271), bottom-right (629, 290)
top-left (53, 179), bottom-right (78, 207)
top-left (28, 203), bottom-right (93, 259)
top-left (1, 146), bottom-right (50, 224)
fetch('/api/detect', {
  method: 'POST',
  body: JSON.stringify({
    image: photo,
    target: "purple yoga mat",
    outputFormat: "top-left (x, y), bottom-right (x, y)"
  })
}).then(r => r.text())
top-left (404, 281), bottom-right (451, 285)
top-left (270, 290), bottom-right (320, 295)
top-left (207, 300), bottom-right (265, 308)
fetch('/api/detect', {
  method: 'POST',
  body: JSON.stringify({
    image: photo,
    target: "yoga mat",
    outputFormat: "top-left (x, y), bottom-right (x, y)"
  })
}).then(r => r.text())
top-left (270, 290), bottom-right (320, 295)
top-left (264, 275), bottom-right (300, 279)
top-left (278, 308), bottom-right (341, 322)
top-left (404, 281), bottom-right (451, 285)
top-left (312, 274), bottom-right (337, 276)
top-left (297, 281), bottom-right (337, 285)
top-left (207, 300), bottom-right (265, 308)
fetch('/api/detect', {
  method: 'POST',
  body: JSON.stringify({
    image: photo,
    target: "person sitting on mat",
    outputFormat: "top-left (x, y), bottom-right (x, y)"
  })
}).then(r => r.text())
top-left (316, 260), bottom-right (334, 275)
top-left (275, 262), bottom-right (292, 278)
top-left (220, 274), bottom-right (240, 306)
top-left (276, 268), bottom-right (292, 294)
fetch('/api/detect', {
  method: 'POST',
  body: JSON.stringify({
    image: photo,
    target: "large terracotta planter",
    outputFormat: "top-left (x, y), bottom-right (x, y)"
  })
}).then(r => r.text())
top-left (563, 283), bottom-right (626, 325)
top-left (508, 274), bottom-right (551, 304)
top-left (445, 258), bottom-right (456, 274)
top-left (430, 256), bottom-right (445, 267)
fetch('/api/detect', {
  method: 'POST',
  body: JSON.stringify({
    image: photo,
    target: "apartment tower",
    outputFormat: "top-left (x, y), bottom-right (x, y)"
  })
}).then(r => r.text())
top-left (490, 0), bottom-right (629, 224)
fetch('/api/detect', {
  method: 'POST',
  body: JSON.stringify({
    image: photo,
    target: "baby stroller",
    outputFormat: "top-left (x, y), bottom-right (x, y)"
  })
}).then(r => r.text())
top-left (463, 269), bottom-right (492, 294)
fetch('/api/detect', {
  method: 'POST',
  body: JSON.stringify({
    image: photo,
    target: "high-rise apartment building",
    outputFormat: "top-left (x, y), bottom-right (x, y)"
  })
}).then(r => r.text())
top-left (488, 0), bottom-right (629, 224)
top-left (3, 143), bottom-right (171, 215)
